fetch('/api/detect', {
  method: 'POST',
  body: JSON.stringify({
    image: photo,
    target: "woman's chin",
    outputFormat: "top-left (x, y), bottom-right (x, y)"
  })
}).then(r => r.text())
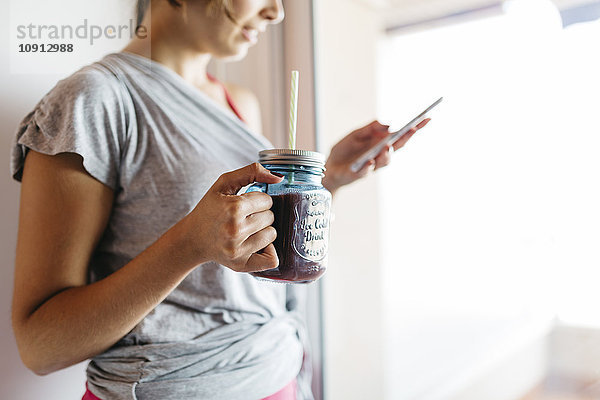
top-left (217, 46), bottom-right (250, 62)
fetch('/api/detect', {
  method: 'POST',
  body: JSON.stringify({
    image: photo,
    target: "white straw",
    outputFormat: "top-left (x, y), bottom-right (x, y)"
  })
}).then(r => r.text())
top-left (288, 70), bottom-right (299, 150)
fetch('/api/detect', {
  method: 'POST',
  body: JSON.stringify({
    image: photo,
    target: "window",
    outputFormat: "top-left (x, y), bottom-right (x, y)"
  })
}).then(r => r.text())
top-left (377, 1), bottom-right (600, 398)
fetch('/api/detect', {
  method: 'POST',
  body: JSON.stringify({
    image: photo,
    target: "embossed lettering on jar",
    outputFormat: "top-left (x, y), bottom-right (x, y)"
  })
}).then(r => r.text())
top-left (247, 149), bottom-right (331, 283)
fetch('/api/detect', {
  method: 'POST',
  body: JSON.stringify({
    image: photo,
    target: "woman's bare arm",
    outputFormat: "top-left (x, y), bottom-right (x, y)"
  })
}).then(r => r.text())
top-left (12, 151), bottom-right (282, 375)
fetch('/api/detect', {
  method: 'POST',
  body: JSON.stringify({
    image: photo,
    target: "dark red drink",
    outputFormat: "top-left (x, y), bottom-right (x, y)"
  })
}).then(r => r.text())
top-left (252, 191), bottom-right (330, 283)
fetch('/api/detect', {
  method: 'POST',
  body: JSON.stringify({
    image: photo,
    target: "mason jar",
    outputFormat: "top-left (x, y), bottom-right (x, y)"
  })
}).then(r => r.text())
top-left (247, 149), bottom-right (331, 283)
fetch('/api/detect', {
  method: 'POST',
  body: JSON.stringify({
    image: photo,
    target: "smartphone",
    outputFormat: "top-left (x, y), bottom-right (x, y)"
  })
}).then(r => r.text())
top-left (350, 97), bottom-right (443, 173)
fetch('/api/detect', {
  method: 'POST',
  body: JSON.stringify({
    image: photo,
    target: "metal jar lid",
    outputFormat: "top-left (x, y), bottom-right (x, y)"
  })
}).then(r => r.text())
top-left (259, 149), bottom-right (326, 169)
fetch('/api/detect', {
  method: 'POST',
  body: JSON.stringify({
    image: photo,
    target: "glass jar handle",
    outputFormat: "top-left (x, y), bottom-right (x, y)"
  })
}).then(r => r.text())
top-left (244, 182), bottom-right (268, 194)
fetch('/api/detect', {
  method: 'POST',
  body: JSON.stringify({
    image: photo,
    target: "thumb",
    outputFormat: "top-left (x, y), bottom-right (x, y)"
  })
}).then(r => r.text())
top-left (355, 120), bottom-right (390, 139)
top-left (216, 163), bottom-right (283, 195)
top-left (364, 120), bottom-right (389, 130)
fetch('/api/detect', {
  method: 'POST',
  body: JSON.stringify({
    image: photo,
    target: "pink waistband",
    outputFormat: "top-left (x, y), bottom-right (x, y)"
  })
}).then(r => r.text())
top-left (263, 378), bottom-right (297, 400)
top-left (81, 384), bottom-right (100, 400)
top-left (83, 379), bottom-right (297, 400)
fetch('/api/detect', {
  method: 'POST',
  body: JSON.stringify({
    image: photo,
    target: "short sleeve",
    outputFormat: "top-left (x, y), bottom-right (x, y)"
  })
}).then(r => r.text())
top-left (11, 66), bottom-right (130, 190)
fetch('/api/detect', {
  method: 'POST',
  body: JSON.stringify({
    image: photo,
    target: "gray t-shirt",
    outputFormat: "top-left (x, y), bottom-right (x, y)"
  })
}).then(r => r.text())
top-left (11, 52), bottom-right (309, 400)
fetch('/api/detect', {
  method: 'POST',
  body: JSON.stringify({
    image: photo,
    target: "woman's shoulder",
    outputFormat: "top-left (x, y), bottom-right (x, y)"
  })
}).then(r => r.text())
top-left (27, 58), bottom-right (135, 138)
top-left (45, 61), bottom-right (129, 106)
top-left (222, 83), bottom-right (262, 134)
top-left (12, 59), bottom-right (132, 188)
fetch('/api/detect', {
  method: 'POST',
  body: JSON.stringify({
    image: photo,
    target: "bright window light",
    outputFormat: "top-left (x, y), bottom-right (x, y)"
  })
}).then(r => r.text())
top-left (378, 4), bottom-right (600, 399)
top-left (377, 2), bottom-right (600, 398)
top-left (377, 0), bottom-right (600, 348)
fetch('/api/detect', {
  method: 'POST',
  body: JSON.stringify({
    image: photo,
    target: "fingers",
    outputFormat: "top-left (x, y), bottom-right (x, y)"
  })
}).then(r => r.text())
top-left (417, 118), bottom-right (431, 129)
top-left (374, 145), bottom-right (393, 171)
top-left (246, 244), bottom-right (279, 272)
top-left (354, 118), bottom-right (429, 144)
top-left (237, 191), bottom-right (274, 215)
top-left (392, 129), bottom-right (416, 151)
top-left (216, 163), bottom-right (283, 195)
top-left (243, 225), bottom-right (277, 254)
top-left (346, 117), bottom-right (431, 177)
top-left (220, 195), bottom-right (273, 244)
top-left (241, 209), bottom-right (275, 238)
top-left (354, 159), bottom-right (376, 178)
top-left (388, 118), bottom-right (431, 151)
top-left (241, 227), bottom-right (279, 271)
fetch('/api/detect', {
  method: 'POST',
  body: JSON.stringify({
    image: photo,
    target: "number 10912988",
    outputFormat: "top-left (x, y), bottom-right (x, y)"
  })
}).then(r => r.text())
top-left (19, 43), bottom-right (74, 53)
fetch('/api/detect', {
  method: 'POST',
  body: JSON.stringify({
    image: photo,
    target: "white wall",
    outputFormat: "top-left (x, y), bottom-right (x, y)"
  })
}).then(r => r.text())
top-left (312, 1), bottom-right (385, 399)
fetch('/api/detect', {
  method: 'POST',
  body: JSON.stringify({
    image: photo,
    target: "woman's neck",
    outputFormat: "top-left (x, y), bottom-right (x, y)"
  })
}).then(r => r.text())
top-left (123, 20), bottom-right (212, 87)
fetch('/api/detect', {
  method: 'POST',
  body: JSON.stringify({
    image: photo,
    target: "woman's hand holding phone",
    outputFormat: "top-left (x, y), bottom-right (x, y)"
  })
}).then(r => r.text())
top-left (322, 118), bottom-right (429, 195)
top-left (322, 97), bottom-right (441, 195)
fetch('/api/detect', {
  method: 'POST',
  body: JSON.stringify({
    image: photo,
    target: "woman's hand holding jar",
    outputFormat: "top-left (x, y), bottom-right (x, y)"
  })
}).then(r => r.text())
top-left (177, 163), bottom-right (284, 273)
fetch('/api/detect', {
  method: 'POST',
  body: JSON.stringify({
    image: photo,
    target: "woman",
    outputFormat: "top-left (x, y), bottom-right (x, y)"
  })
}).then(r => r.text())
top-left (10, 0), bottom-right (424, 399)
